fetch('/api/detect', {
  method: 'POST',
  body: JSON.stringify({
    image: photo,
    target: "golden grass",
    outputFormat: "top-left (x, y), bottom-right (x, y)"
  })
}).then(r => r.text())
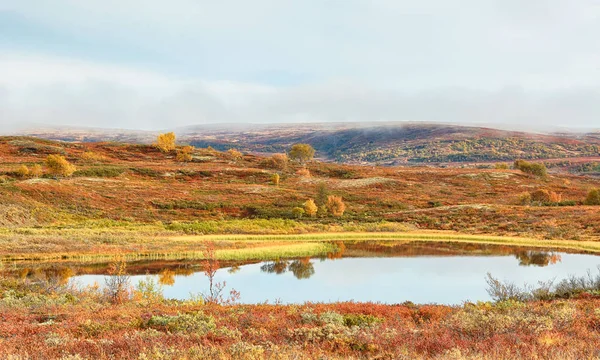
top-left (173, 231), bottom-right (600, 253)
top-left (3, 228), bottom-right (600, 263)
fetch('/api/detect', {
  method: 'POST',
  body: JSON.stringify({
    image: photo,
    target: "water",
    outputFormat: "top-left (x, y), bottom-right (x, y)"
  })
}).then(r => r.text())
top-left (14, 242), bottom-right (600, 304)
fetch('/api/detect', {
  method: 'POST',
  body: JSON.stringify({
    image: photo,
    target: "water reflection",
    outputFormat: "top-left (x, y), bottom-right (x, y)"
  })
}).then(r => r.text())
top-left (5, 241), bottom-right (568, 287)
top-left (515, 251), bottom-right (562, 267)
top-left (261, 258), bottom-right (316, 279)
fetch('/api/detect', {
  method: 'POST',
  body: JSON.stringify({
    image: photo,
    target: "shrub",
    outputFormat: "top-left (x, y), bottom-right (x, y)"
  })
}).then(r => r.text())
top-left (155, 132), bottom-right (176, 153)
top-left (46, 154), bottom-right (76, 177)
top-left (80, 151), bottom-right (107, 163)
top-left (271, 153), bottom-right (288, 170)
top-left (296, 168), bottom-right (311, 177)
top-left (16, 165), bottom-right (29, 178)
top-left (304, 199), bottom-right (318, 218)
top-left (74, 166), bottom-right (125, 178)
top-left (494, 163), bottom-right (509, 170)
top-left (318, 205), bottom-right (328, 217)
top-left (176, 145), bottom-right (194, 162)
top-left (327, 196), bottom-right (346, 217)
top-left (104, 259), bottom-right (131, 304)
top-left (29, 164), bottom-right (43, 178)
top-left (146, 312), bottom-right (216, 335)
top-left (292, 207), bottom-right (305, 218)
top-left (585, 188), bottom-right (600, 205)
top-left (530, 189), bottom-right (561, 204)
top-left (315, 182), bottom-right (329, 206)
top-left (514, 160), bottom-right (547, 177)
top-left (343, 314), bottom-right (383, 328)
top-left (271, 173), bottom-right (280, 186)
top-left (135, 277), bottom-right (164, 304)
top-left (289, 143), bottom-right (315, 163)
top-left (319, 311), bottom-right (345, 326)
top-left (518, 192), bottom-right (532, 205)
top-left (226, 149), bottom-right (243, 161)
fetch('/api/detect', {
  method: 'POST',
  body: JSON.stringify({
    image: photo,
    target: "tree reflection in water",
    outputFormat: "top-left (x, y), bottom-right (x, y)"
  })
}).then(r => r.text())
top-left (515, 251), bottom-right (562, 267)
top-left (158, 269), bottom-right (176, 286)
top-left (260, 257), bottom-right (315, 279)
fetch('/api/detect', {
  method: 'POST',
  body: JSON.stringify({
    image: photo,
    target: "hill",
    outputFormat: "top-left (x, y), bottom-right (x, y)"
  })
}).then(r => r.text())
top-left (0, 136), bottom-right (599, 251)
top-left (15, 123), bottom-right (600, 165)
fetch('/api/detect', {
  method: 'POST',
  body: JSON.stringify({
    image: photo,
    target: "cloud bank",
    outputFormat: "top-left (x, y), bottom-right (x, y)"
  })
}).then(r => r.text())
top-left (1, 1), bottom-right (600, 130)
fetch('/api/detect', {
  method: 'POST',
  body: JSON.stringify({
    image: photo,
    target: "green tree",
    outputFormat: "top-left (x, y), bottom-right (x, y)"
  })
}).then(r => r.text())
top-left (584, 188), bottom-right (600, 205)
top-left (292, 207), bottom-right (305, 218)
top-left (289, 144), bottom-right (315, 163)
top-left (315, 182), bottom-right (329, 206)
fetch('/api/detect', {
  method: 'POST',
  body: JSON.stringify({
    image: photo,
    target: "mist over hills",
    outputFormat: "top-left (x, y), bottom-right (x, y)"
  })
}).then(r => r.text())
top-left (10, 122), bottom-right (600, 165)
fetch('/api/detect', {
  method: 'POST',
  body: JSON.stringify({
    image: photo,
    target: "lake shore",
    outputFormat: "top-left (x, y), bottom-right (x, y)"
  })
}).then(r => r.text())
top-left (2, 227), bottom-right (600, 262)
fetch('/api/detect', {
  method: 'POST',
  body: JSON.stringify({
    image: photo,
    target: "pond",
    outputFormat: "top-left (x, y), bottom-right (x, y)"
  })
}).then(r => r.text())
top-left (10, 241), bottom-right (600, 304)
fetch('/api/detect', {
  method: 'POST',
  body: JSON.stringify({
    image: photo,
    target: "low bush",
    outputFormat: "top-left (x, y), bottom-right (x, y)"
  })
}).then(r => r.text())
top-left (73, 166), bottom-right (126, 178)
top-left (584, 188), bottom-right (600, 205)
top-left (145, 312), bottom-right (216, 335)
top-left (130, 167), bottom-right (162, 177)
top-left (152, 200), bottom-right (227, 210)
top-left (514, 160), bottom-right (548, 177)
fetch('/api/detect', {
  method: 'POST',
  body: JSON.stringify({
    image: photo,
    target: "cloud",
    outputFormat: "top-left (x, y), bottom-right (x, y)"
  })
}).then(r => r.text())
top-left (3, 1), bottom-right (600, 89)
top-left (2, 1), bottom-right (600, 130)
top-left (1, 53), bottom-right (600, 131)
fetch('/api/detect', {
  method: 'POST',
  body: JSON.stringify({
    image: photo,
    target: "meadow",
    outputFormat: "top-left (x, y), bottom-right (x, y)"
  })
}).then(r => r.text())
top-left (1, 135), bottom-right (600, 359)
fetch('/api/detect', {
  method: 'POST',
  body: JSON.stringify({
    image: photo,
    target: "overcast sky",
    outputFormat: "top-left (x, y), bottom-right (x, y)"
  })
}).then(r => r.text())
top-left (1, 1), bottom-right (599, 130)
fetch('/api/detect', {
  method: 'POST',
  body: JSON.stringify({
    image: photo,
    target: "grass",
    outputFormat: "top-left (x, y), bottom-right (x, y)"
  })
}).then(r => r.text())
top-left (215, 242), bottom-right (335, 260)
top-left (174, 231), bottom-right (600, 254)
top-left (3, 225), bottom-right (600, 262)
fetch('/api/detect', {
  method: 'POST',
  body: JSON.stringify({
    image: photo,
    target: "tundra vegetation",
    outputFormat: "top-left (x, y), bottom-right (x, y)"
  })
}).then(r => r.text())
top-left (0, 135), bottom-right (600, 358)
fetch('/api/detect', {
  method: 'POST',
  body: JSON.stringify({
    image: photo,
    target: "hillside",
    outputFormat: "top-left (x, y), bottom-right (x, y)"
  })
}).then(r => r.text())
top-left (16, 123), bottom-right (600, 165)
top-left (1, 136), bottom-right (599, 244)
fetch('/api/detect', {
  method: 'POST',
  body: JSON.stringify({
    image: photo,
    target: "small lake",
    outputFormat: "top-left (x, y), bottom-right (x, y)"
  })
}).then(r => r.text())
top-left (11, 241), bottom-right (600, 304)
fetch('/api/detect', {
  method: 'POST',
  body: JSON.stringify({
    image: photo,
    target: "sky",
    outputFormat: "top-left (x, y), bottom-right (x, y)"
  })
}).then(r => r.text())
top-left (1, 1), bottom-right (600, 130)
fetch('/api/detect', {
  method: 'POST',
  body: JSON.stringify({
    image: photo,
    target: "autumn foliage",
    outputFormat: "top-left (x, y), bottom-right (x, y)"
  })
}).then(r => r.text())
top-left (155, 132), bottom-right (177, 153)
top-left (304, 199), bottom-right (318, 217)
top-left (45, 154), bottom-right (76, 177)
top-left (176, 145), bottom-right (194, 162)
top-left (327, 196), bottom-right (346, 217)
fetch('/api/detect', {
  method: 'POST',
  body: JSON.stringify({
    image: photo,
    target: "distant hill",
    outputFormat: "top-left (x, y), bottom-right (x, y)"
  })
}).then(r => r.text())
top-left (13, 123), bottom-right (600, 165)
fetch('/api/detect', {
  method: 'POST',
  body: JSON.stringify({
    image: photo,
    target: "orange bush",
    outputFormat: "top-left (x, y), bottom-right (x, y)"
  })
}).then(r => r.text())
top-left (176, 145), bottom-right (194, 162)
top-left (327, 195), bottom-right (346, 217)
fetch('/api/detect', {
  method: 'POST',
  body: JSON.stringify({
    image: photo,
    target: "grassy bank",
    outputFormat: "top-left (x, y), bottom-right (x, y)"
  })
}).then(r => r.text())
top-left (2, 223), bottom-right (600, 262)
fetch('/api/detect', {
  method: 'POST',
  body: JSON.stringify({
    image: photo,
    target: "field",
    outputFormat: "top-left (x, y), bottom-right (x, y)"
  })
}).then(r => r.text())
top-left (3, 287), bottom-right (600, 359)
top-left (1, 134), bottom-right (600, 359)
top-left (1, 136), bottom-right (599, 245)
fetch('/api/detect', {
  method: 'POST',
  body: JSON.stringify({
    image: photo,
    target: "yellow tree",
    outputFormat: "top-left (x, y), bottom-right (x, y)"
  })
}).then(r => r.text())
top-left (304, 199), bottom-right (318, 218)
top-left (16, 165), bottom-right (29, 178)
top-left (155, 132), bottom-right (176, 152)
top-left (46, 155), bottom-right (76, 177)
